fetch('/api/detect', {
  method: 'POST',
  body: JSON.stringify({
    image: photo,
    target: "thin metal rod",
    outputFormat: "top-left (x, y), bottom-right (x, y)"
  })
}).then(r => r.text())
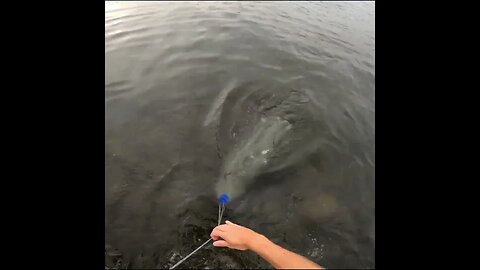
top-left (218, 203), bottom-right (221, 225)
top-left (169, 238), bottom-right (212, 269)
top-left (169, 203), bottom-right (226, 269)
top-left (218, 203), bottom-right (225, 225)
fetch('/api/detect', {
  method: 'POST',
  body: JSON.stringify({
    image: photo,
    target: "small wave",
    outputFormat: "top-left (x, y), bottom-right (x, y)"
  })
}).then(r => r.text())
top-left (105, 80), bottom-right (135, 102)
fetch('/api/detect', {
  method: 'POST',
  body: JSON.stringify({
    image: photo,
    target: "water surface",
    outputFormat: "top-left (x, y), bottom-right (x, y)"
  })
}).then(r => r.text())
top-left (105, 2), bottom-right (375, 268)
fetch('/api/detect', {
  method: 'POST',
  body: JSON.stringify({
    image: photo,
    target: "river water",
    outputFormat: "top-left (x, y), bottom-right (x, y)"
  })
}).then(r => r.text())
top-left (105, 1), bottom-right (374, 269)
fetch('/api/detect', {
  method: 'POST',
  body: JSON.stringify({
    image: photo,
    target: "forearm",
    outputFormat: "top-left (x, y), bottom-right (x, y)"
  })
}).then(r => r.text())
top-left (249, 234), bottom-right (323, 269)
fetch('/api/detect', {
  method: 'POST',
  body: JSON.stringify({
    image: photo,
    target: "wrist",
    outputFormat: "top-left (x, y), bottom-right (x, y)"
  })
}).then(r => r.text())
top-left (247, 232), bottom-right (268, 251)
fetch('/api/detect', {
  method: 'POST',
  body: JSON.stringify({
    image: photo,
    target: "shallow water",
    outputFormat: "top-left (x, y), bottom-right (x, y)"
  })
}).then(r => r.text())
top-left (105, 2), bottom-right (375, 269)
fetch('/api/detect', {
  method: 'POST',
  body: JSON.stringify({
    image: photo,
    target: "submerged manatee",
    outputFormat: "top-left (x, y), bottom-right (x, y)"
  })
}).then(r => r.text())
top-left (204, 82), bottom-right (324, 201)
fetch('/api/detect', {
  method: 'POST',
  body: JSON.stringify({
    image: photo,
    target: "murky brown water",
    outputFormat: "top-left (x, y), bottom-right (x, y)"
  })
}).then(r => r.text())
top-left (106, 2), bottom-right (374, 269)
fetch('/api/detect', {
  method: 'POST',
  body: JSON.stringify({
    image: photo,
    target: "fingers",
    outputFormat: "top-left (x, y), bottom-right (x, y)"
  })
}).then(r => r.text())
top-left (211, 221), bottom-right (240, 242)
top-left (213, 224), bottom-right (229, 231)
top-left (210, 227), bottom-right (227, 240)
top-left (225, 220), bottom-right (237, 226)
top-left (213, 240), bottom-right (229, 248)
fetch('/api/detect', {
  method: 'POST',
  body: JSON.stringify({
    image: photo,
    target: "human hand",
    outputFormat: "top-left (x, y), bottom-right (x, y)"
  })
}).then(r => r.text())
top-left (210, 220), bottom-right (261, 251)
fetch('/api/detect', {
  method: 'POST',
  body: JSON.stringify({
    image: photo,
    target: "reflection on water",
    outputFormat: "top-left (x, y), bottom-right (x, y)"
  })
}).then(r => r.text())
top-left (106, 1), bottom-right (374, 269)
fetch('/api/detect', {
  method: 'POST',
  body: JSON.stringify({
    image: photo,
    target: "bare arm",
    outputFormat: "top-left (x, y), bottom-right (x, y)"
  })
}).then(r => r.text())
top-left (249, 233), bottom-right (323, 269)
top-left (210, 220), bottom-right (323, 269)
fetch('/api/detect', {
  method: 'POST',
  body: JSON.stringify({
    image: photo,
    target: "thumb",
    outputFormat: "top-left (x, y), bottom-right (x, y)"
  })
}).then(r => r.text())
top-left (213, 240), bottom-right (229, 248)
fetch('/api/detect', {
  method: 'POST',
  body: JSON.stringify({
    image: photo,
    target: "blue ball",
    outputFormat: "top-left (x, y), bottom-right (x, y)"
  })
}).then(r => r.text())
top-left (218, 194), bottom-right (230, 204)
